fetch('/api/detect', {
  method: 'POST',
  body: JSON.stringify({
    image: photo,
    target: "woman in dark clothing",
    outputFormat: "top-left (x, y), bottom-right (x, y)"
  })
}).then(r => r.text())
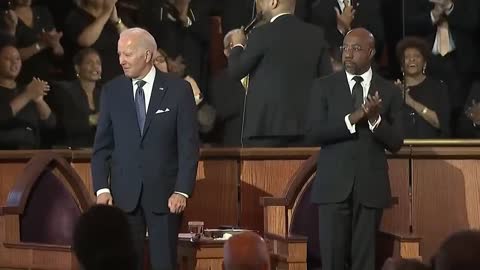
top-left (12, 0), bottom-right (64, 83)
top-left (0, 42), bottom-right (55, 149)
top-left (48, 48), bottom-right (102, 148)
top-left (395, 36), bottom-right (450, 138)
top-left (64, 0), bottom-right (128, 83)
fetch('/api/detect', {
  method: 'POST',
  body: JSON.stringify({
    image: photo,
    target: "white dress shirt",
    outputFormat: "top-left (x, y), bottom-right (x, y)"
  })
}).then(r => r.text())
top-left (270, 13), bottom-right (291, 22)
top-left (430, 3), bottom-right (456, 55)
top-left (344, 68), bottom-right (382, 133)
top-left (97, 66), bottom-right (189, 199)
top-left (337, 0), bottom-right (351, 12)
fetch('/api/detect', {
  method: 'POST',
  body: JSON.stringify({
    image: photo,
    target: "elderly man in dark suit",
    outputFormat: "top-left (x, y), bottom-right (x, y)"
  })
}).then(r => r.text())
top-left (306, 28), bottom-right (404, 270)
top-left (91, 27), bottom-right (199, 270)
top-left (227, 0), bottom-right (332, 147)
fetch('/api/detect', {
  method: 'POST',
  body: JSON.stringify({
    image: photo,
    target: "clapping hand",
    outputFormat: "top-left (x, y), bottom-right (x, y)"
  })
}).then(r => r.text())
top-left (3, 10), bottom-right (18, 33)
top-left (394, 79), bottom-right (413, 106)
top-left (174, 0), bottom-right (191, 25)
top-left (335, 0), bottom-right (356, 34)
top-left (26, 77), bottom-right (50, 103)
top-left (429, 0), bottom-right (453, 10)
top-left (38, 29), bottom-right (64, 56)
top-left (466, 100), bottom-right (480, 125)
top-left (362, 91), bottom-right (382, 124)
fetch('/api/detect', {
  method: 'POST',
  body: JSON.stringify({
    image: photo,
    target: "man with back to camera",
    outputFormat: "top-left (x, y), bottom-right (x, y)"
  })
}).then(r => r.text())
top-left (91, 27), bottom-right (199, 270)
top-left (306, 28), bottom-right (404, 270)
top-left (227, 0), bottom-right (332, 147)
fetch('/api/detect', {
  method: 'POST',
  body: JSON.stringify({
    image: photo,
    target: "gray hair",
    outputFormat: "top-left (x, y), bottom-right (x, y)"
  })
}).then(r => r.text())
top-left (223, 29), bottom-right (240, 49)
top-left (120, 28), bottom-right (157, 53)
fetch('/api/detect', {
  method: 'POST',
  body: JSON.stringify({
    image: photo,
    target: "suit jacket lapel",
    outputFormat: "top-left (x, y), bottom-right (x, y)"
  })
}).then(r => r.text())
top-left (368, 73), bottom-right (378, 97)
top-left (142, 69), bottom-right (167, 139)
top-left (121, 77), bottom-right (142, 137)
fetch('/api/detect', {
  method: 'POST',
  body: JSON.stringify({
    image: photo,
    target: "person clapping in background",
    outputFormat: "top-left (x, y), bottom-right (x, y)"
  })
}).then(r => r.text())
top-left (0, 41), bottom-right (55, 149)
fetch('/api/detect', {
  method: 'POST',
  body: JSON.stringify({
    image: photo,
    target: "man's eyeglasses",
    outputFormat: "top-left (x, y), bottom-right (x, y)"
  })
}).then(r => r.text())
top-left (339, 45), bottom-right (364, 52)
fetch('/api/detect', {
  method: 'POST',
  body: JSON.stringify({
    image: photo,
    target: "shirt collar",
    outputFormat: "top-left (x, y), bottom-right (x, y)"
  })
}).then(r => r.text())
top-left (345, 67), bottom-right (373, 85)
top-left (132, 65), bottom-right (156, 86)
top-left (270, 13), bottom-right (291, 23)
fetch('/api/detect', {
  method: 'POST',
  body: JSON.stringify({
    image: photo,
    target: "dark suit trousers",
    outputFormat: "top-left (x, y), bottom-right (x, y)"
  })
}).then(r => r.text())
top-left (126, 187), bottom-right (180, 270)
top-left (318, 184), bottom-right (383, 270)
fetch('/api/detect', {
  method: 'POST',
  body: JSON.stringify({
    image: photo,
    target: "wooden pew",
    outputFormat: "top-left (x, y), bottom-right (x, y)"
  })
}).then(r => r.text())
top-left (0, 152), bottom-right (94, 269)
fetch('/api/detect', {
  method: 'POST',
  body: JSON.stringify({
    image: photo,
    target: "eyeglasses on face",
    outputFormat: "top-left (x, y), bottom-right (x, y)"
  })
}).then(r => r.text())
top-left (340, 45), bottom-right (364, 52)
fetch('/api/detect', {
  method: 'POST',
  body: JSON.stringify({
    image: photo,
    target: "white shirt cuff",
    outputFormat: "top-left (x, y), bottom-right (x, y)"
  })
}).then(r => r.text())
top-left (185, 17), bottom-right (192, 27)
top-left (194, 94), bottom-right (203, 105)
top-left (174, 191), bottom-right (189, 198)
top-left (96, 188), bottom-right (110, 196)
top-left (368, 115), bottom-right (382, 131)
top-left (345, 114), bottom-right (356, 134)
top-left (445, 3), bottom-right (454, 15)
top-left (430, 11), bottom-right (437, 24)
top-left (232, 44), bottom-right (245, 49)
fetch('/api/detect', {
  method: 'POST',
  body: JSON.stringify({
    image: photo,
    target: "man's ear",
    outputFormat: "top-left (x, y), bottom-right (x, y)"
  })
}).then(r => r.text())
top-left (145, 50), bottom-right (152, 62)
top-left (369, 48), bottom-right (376, 59)
top-left (271, 0), bottom-right (279, 9)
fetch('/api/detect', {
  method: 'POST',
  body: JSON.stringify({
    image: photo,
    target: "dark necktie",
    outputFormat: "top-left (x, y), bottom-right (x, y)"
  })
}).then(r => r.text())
top-left (352, 76), bottom-right (364, 109)
top-left (135, 80), bottom-right (146, 135)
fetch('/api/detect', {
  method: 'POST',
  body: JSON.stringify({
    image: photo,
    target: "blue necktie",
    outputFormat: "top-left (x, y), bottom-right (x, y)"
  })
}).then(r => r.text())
top-left (135, 80), bottom-right (146, 135)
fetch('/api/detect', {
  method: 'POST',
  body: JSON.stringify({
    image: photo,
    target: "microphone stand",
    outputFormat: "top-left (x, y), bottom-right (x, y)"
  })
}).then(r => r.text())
top-left (239, 11), bottom-right (262, 147)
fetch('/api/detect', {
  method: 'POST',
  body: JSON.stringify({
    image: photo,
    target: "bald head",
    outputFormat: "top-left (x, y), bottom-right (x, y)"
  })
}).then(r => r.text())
top-left (341, 27), bottom-right (376, 75)
top-left (345, 28), bottom-right (375, 50)
top-left (256, 0), bottom-right (296, 21)
top-left (223, 232), bottom-right (270, 270)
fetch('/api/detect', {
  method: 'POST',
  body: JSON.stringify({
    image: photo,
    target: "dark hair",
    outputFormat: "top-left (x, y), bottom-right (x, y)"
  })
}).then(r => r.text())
top-left (432, 230), bottom-right (480, 270)
top-left (0, 35), bottom-right (16, 53)
top-left (396, 36), bottom-right (430, 63)
top-left (383, 258), bottom-right (430, 270)
top-left (73, 47), bottom-right (100, 67)
top-left (72, 205), bottom-right (137, 270)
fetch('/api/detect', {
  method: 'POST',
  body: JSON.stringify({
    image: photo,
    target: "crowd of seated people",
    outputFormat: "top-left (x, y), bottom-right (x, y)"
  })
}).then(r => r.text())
top-left (0, 0), bottom-right (480, 150)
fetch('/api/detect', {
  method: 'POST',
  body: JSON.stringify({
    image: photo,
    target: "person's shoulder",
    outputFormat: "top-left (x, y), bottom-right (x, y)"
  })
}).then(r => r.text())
top-left (155, 71), bottom-right (192, 97)
top-left (321, 71), bottom-right (344, 83)
top-left (312, 71), bottom-right (344, 88)
top-left (102, 75), bottom-right (129, 92)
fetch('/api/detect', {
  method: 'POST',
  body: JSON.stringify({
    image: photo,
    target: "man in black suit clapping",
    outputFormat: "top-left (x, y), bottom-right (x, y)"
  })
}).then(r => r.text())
top-left (306, 28), bottom-right (404, 270)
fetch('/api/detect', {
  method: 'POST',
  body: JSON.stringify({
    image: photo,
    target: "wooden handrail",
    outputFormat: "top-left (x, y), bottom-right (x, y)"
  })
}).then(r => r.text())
top-left (0, 151), bottom-right (94, 215)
